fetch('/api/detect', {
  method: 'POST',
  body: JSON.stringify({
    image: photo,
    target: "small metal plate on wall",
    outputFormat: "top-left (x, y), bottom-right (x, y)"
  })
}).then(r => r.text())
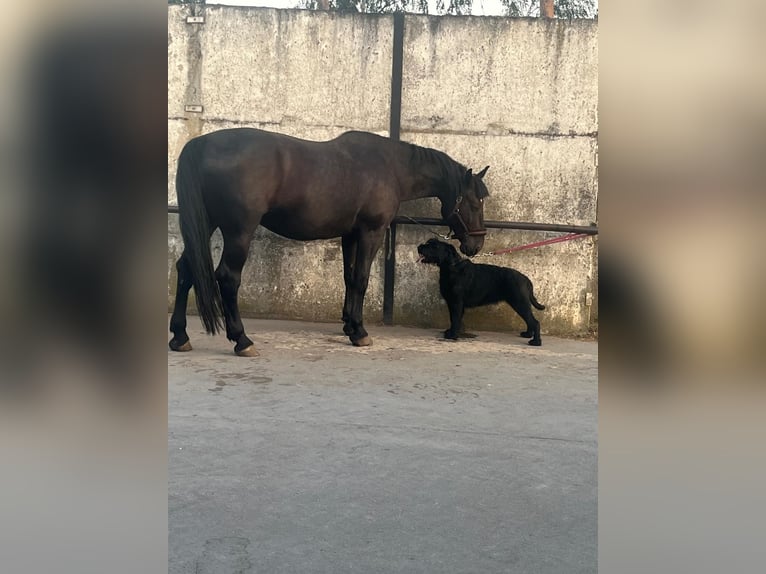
top-left (186, 16), bottom-right (205, 24)
top-left (184, 105), bottom-right (203, 113)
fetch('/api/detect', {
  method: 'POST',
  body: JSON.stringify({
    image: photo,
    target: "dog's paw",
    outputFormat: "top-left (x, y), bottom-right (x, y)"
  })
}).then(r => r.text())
top-left (528, 339), bottom-right (542, 346)
top-left (520, 331), bottom-right (533, 338)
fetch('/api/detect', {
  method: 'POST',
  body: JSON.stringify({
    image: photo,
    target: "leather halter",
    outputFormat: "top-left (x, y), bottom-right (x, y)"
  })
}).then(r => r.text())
top-left (447, 195), bottom-right (487, 238)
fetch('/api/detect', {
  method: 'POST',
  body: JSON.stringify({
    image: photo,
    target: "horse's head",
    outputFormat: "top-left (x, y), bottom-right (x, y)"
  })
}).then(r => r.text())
top-left (443, 165), bottom-right (489, 256)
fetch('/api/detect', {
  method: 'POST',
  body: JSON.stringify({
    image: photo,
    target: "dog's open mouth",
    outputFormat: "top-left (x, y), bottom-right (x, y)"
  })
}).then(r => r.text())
top-left (418, 254), bottom-right (436, 264)
top-left (417, 241), bottom-right (441, 264)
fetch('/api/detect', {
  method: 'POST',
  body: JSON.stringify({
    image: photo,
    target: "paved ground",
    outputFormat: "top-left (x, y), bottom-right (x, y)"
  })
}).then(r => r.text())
top-left (169, 316), bottom-right (597, 574)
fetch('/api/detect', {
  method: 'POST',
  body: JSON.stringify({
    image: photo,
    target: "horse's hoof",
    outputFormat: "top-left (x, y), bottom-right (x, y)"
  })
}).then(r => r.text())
top-left (520, 331), bottom-right (533, 338)
top-left (528, 340), bottom-right (542, 347)
top-left (169, 339), bottom-right (192, 352)
top-left (235, 345), bottom-right (259, 357)
top-left (352, 336), bottom-right (373, 347)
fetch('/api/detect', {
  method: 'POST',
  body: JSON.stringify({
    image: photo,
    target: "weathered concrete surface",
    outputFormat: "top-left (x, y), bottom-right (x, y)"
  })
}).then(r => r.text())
top-left (397, 15), bottom-right (597, 333)
top-left (169, 315), bottom-right (597, 574)
top-left (401, 16), bottom-right (598, 135)
top-left (200, 7), bottom-right (393, 129)
top-left (167, 6), bottom-right (598, 335)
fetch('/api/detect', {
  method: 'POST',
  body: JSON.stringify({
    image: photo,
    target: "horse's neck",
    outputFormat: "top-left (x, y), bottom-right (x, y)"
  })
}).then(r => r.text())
top-left (402, 176), bottom-right (444, 202)
top-left (396, 144), bottom-right (453, 204)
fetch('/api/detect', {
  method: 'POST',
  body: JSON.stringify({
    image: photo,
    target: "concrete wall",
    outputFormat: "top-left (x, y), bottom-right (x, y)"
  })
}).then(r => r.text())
top-left (168, 6), bottom-right (598, 335)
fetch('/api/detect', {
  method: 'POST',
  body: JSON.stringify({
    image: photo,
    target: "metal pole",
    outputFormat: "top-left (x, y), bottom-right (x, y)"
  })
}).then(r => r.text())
top-left (383, 11), bottom-right (405, 325)
top-left (389, 12), bottom-right (404, 141)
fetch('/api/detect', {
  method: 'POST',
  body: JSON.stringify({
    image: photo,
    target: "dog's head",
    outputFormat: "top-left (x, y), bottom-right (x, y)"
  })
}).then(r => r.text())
top-left (417, 238), bottom-right (462, 267)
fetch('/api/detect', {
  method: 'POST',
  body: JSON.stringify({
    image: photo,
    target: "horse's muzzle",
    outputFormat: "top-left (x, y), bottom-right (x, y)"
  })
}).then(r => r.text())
top-left (459, 238), bottom-right (483, 257)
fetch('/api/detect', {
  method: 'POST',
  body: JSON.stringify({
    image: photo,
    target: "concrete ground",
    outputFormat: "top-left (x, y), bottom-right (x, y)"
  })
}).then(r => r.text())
top-left (169, 316), bottom-right (597, 574)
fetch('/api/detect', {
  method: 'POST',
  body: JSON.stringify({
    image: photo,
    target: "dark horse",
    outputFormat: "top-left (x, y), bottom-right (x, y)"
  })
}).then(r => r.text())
top-left (169, 128), bottom-right (489, 356)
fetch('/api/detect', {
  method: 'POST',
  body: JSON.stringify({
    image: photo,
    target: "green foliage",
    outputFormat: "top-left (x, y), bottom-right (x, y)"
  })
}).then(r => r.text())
top-left (169, 0), bottom-right (597, 19)
top-left (298, 0), bottom-right (471, 15)
top-left (298, 0), bottom-right (597, 18)
top-left (503, 0), bottom-right (596, 19)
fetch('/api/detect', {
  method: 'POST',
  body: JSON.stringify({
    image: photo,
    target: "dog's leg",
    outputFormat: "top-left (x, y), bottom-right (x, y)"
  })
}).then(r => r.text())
top-left (509, 300), bottom-right (542, 346)
top-left (524, 312), bottom-right (542, 346)
top-left (444, 298), bottom-right (465, 340)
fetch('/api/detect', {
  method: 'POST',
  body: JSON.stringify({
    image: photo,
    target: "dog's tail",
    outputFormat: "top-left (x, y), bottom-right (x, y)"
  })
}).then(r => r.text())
top-left (530, 289), bottom-right (545, 310)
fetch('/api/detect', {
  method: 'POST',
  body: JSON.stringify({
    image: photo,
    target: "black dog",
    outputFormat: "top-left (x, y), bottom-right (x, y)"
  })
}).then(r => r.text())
top-left (417, 238), bottom-right (545, 346)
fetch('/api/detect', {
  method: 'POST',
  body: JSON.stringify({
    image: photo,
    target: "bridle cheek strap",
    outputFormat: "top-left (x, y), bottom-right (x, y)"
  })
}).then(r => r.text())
top-left (447, 196), bottom-right (487, 238)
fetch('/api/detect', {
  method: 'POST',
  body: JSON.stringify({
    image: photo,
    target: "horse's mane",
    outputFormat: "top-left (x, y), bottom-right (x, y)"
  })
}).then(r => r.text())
top-left (407, 143), bottom-right (488, 201)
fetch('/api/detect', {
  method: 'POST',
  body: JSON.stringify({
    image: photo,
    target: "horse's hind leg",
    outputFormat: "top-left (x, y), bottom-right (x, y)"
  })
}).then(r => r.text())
top-left (169, 252), bottom-right (193, 352)
top-left (216, 232), bottom-right (258, 357)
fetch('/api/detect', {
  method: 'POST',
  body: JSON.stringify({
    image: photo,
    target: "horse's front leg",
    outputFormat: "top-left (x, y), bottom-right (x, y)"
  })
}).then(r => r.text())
top-left (345, 227), bottom-right (386, 347)
top-left (341, 232), bottom-right (358, 337)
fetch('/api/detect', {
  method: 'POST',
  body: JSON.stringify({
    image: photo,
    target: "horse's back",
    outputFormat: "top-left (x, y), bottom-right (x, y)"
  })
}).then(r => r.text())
top-left (333, 130), bottom-right (396, 155)
top-left (185, 128), bottom-right (392, 162)
top-left (190, 127), bottom-right (381, 147)
top-left (188, 127), bottom-right (294, 155)
top-left (178, 128), bottom-right (400, 238)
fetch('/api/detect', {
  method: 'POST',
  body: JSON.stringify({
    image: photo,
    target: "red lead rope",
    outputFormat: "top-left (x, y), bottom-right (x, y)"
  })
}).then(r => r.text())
top-left (474, 233), bottom-right (591, 257)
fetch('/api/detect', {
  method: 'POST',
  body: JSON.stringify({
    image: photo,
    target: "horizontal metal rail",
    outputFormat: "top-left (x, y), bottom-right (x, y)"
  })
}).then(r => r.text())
top-left (167, 206), bottom-right (598, 235)
top-left (392, 216), bottom-right (598, 235)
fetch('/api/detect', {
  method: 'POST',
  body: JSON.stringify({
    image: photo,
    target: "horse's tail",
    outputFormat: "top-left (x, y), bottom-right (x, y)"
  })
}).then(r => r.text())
top-left (176, 138), bottom-right (223, 335)
top-left (530, 289), bottom-right (546, 311)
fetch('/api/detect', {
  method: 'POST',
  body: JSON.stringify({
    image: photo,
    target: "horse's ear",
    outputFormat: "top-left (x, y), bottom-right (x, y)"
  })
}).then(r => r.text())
top-left (477, 165), bottom-right (490, 179)
top-left (464, 168), bottom-right (473, 183)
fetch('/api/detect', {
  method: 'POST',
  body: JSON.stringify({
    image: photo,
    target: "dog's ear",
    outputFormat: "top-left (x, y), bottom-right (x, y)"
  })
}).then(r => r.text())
top-left (477, 165), bottom-right (489, 179)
